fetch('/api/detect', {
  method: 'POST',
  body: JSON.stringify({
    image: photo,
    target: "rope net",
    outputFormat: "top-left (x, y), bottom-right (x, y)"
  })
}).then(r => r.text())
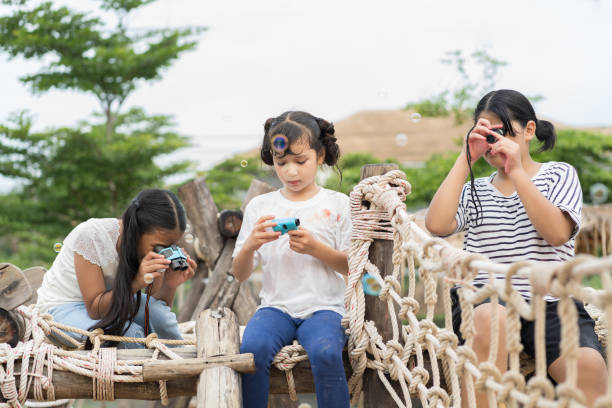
top-left (340, 169), bottom-right (612, 408)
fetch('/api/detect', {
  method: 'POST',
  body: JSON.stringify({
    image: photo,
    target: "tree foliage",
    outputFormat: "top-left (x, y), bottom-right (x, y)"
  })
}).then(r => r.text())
top-left (0, 0), bottom-right (203, 267)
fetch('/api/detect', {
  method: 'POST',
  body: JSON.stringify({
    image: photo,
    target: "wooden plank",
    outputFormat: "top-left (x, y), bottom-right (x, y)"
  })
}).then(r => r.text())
top-left (178, 178), bottom-right (224, 269)
top-left (196, 308), bottom-right (241, 408)
top-left (0, 263), bottom-right (33, 310)
top-left (142, 353), bottom-right (255, 381)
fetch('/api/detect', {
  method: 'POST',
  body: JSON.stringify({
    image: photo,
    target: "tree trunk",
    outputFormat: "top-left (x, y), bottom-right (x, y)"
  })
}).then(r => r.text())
top-left (178, 178), bottom-right (224, 270)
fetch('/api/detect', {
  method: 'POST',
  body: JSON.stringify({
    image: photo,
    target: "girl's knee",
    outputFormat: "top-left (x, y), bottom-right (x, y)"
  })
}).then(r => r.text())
top-left (241, 336), bottom-right (279, 368)
top-left (472, 303), bottom-right (507, 350)
top-left (308, 342), bottom-right (344, 373)
top-left (577, 347), bottom-right (607, 374)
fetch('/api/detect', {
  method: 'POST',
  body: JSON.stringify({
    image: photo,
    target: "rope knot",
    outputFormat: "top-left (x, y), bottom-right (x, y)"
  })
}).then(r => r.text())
top-left (89, 328), bottom-right (104, 347)
top-left (475, 361), bottom-right (502, 392)
top-left (379, 276), bottom-right (400, 302)
top-left (398, 297), bottom-right (420, 319)
top-left (408, 367), bottom-right (429, 393)
top-left (145, 333), bottom-right (159, 349)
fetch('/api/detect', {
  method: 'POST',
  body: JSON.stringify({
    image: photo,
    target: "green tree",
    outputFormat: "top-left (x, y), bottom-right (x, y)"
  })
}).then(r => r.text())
top-left (0, 0), bottom-right (203, 138)
top-left (0, 0), bottom-right (204, 267)
top-left (405, 49), bottom-right (508, 124)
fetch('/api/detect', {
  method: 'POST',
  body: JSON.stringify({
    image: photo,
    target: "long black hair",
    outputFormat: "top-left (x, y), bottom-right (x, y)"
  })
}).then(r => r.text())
top-left (466, 89), bottom-right (557, 224)
top-left (88, 189), bottom-right (186, 346)
top-left (260, 111), bottom-right (342, 181)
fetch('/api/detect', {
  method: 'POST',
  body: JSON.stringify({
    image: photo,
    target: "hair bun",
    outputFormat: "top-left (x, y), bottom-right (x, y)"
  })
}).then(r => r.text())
top-left (315, 117), bottom-right (335, 137)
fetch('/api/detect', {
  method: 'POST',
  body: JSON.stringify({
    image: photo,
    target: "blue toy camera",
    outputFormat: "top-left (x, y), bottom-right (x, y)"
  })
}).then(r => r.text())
top-left (272, 218), bottom-right (300, 234)
top-left (154, 244), bottom-right (188, 271)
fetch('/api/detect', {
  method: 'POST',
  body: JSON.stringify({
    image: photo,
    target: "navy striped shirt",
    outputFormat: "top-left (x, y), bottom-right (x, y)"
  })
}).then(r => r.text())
top-left (453, 161), bottom-right (582, 299)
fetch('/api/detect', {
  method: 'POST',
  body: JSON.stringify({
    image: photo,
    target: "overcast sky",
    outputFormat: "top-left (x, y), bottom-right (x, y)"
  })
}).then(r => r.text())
top-left (1, 0), bottom-right (611, 190)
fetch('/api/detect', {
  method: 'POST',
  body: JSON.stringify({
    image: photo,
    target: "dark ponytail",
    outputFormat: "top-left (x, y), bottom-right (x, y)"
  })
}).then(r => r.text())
top-left (88, 189), bottom-right (186, 347)
top-left (534, 119), bottom-right (556, 152)
top-left (260, 111), bottom-right (342, 181)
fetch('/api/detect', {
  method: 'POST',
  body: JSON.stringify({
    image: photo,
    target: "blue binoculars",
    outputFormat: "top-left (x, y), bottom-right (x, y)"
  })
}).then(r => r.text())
top-left (154, 244), bottom-right (188, 271)
top-left (272, 218), bottom-right (300, 234)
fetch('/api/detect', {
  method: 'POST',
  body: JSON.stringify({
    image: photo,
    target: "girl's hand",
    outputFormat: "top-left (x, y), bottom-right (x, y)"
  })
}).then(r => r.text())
top-left (287, 226), bottom-right (319, 255)
top-left (163, 251), bottom-right (197, 289)
top-left (463, 118), bottom-right (503, 164)
top-left (133, 252), bottom-right (170, 292)
top-left (488, 134), bottom-right (523, 176)
top-left (244, 215), bottom-right (281, 251)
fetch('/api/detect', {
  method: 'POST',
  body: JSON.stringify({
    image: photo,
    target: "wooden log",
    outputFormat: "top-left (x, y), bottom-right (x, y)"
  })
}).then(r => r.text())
top-left (359, 164), bottom-right (405, 408)
top-left (142, 353), bottom-right (255, 381)
top-left (178, 178), bottom-right (224, 269)
top-left (1, 350), bottom-right (348, 401)
top-left (190, 241), bottom-right (239, 321)
top-left (218, 210), bottom-right (243, 239)
top-left (241, 179), bottom-right (276, 212)
top-left (233, 279), bottom-right (258, 326)
top-left (196, 308), bottom-right (242, 408)
top-left (0, 307), bottom-right (25, 347)
top-left (22, 266), bottom-right (46, 306)
top-left (0, 263), bottom-right (33, 310)
top-left (178, 262), bottom-right (209, 323)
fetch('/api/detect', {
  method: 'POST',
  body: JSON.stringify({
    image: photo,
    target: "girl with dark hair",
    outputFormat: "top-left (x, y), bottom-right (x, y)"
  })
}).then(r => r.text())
top-left (425, 90), bottom-right (607, 406)
top-left (36, 188), bottom-right (196, 348)
top-left (233, 111), bottom-right (351, 407)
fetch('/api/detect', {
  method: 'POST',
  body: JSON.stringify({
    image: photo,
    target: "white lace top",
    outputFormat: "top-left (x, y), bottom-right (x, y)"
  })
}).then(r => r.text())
top-left (36, 218), bottom-right (120, 313)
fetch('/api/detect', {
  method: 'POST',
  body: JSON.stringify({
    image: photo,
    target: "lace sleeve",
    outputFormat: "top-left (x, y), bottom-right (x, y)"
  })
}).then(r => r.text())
top-left (64, 219), bottom-right (118, 267)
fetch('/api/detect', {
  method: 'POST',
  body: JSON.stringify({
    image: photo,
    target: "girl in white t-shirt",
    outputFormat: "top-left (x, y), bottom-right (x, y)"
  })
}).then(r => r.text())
top-left (233, 111), bottom-right (351, 408)
top-left (36, 189), bottom-right (196, 348)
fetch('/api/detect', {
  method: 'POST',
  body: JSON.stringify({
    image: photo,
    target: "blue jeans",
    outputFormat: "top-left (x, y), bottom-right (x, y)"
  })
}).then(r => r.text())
top-left (240, 307), bottom-right (349, 408)
top-left (48, 295), bottom-right (182, 349)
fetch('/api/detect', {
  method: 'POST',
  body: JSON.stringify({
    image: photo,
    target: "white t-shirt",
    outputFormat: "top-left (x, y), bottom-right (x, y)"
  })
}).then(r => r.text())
top-left (36, 218), bottom-right (120, 312)
top-left (233, 188), bottom-right (351, 318)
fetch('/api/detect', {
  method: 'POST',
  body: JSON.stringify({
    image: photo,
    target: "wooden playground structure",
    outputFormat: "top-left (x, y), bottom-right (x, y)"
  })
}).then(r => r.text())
top-left (2, 164), bottom-right (612, 408)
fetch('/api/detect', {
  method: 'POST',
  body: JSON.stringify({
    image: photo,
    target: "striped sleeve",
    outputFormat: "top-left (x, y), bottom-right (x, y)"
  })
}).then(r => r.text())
top-left (453, 183), bottom-right (470, 234)
top-left (547, 163), bottom-right (582, 239)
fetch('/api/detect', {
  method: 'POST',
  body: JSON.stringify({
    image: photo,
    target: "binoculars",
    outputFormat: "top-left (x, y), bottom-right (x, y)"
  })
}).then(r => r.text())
top-left (154, 244), bottom-right (188, 271)
top-left (272, 218), bottom-right (300, 234)
top-left (486, 128), bottom-right (505, 144)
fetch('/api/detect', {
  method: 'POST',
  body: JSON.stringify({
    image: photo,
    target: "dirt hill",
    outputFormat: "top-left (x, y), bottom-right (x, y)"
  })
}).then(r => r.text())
top-left (334, 109), bottom-right (612, 164)
top-left (244, 109), bottom-right (611, 164)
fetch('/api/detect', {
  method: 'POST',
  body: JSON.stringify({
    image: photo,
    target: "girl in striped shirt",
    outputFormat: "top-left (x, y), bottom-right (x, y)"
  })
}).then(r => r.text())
top-left (426, 89), bottom-right (606, 407)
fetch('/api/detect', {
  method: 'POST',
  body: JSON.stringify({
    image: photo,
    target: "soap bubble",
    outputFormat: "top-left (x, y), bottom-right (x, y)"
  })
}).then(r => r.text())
top-left (240, 160), bottom-right (248, 168)
top-left (590, 183), bottom-right (609, 205)
top-left (271, 134), bottom-right (288, 153)
top-left (377, 88), bottom-right (389, 99)
top-left (411, 112), bottom-right (422, 123)
top-left (54, 242), bottom-right (63, 253)
top-left (395, 133), bottom-right (408, 147)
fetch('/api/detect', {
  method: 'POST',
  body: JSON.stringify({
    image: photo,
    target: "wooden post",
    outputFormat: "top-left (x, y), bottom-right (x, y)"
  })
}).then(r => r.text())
top-left (196, 308), bottom-right (242, 408)
top-left (359, 164), bottom-right (405, 408)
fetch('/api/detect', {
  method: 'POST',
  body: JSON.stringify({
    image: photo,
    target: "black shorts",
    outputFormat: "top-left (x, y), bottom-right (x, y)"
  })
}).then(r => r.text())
top-left (450, 287), bottom-right (604, 368)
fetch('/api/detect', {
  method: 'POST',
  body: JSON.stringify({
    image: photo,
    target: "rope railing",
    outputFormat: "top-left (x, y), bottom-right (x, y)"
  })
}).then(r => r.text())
top-left (342, 169), bottom-right (612, 408)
